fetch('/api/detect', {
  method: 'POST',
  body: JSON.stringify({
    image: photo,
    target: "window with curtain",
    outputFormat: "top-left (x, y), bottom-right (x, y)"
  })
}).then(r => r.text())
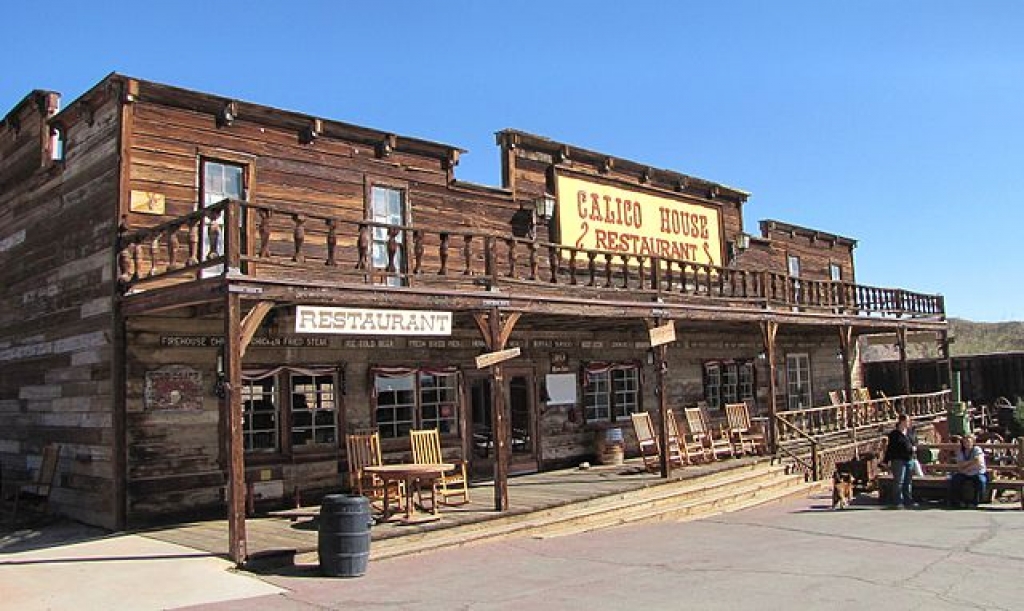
top-left (241, 376), bottom-right (277, 452)
top-left (290, 372), bottom-right (337, 446)
top-left (583, 362), bottom-right (640, 423)
top-left (373, 367), bottom-right (460, 439)
top-left (370, 185), bottom-right (406, 287)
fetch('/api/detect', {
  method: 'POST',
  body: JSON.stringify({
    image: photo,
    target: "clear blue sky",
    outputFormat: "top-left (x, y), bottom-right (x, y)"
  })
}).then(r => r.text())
top-left (4, 1), bottom-right (1022, 321)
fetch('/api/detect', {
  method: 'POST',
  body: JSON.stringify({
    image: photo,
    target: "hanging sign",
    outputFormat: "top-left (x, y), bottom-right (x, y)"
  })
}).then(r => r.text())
top-left (648, 322), bottom-right (677, 347)
top-left (475, 347), bottom-right (521, 369)
top-left (295, 306), bottom-right (452, 336)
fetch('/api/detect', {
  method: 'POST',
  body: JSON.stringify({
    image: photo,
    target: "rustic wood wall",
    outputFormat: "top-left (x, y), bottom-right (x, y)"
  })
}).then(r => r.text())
top-left (0, 87), bottom-right (121, 528)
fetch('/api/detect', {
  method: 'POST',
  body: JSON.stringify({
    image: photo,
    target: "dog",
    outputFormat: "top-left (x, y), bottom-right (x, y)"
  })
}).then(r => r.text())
top-left (832, 471), bottom-right (855, 510)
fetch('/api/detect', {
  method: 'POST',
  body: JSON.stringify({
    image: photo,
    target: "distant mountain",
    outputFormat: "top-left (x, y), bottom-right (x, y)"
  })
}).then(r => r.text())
top-left (950, 318), bottom-right (1024, 357)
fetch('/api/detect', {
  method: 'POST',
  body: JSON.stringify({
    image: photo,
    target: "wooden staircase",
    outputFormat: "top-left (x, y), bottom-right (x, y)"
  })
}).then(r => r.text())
top-left (359, 462), bottom-right (818, 561)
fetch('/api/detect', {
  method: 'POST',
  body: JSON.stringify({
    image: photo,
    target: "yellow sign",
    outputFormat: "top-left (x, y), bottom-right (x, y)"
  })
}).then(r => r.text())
top-left (130, 190), bottom-right (166, 215)
top-left (555, 175), bottom-right (722, 266)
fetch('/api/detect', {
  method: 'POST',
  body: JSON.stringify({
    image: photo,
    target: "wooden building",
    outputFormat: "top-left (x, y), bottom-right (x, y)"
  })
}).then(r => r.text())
top-left (0, 74), bottom-right (948, 561)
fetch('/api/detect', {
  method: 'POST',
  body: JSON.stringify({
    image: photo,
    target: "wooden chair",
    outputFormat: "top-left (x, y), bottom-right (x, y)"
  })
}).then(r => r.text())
top-left (7, 443), bottom-right (61, 522)
top-left (666, 409), bottom-right (711, 464)
top-left (684, 406), bottom-right (734, 460)
top-left (724, 402), bottom-right (767, 456)
top-left (409, 429), bottom-right (470, 505)
top-left (345, 431), bottom-right (403, 509)
top-left (630, 411), bottom-right (684, 472)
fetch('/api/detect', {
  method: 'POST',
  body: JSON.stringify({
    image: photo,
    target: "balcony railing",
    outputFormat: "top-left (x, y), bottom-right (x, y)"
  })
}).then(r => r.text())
top-left (116, 199), bottom-right (946, 318)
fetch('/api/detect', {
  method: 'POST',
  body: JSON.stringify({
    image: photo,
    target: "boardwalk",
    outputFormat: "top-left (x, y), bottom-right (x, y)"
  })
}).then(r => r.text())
top-left (139, 456), bottom-right (770, 559)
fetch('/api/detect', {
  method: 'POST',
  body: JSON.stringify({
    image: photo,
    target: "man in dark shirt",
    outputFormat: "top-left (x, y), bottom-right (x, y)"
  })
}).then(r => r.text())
top-left (883, 413), bottom-right (917, 508)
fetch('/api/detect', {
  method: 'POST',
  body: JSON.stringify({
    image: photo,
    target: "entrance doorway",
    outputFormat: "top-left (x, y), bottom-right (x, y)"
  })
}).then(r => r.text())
top-left (468, 368), bottom-right (538, 478)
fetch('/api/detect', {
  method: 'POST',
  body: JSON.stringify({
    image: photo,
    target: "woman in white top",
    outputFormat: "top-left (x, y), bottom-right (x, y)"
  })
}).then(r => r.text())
top-left (948, 434), bottom-right (987, 507)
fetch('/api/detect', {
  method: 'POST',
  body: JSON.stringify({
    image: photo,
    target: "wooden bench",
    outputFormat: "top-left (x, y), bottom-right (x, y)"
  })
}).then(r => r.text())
top-left (876, 471), bottom-right (1024, 508)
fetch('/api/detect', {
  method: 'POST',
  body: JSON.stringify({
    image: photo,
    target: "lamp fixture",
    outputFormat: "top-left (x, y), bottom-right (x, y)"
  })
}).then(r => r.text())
top-left (736, 232), bottom-right (751, 251)
top-left (535, 193), bottom-right (556, 221)
top-left (217, 101), bottom-right (237, 127)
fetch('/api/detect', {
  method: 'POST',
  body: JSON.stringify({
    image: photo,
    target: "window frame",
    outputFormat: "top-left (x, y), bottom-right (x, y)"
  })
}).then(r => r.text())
top-left (289, 370), bottom-right (340, 450)
top-left (198, 154), bottom-right (253, 277)
top-left (365, 180), bottom-right (411, 287)
top-left (371, 366), bottom-right (462, 444)
top-left (583, 362), bottom-right (642, 424)
top-left (785, 353), bottom-right (813, 410)
top-left (703, 360), bottom-right (756, 409)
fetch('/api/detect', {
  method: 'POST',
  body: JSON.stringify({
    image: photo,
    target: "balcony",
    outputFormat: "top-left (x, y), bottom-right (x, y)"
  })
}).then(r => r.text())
top-left (117, 199), bottom-right (945, 323)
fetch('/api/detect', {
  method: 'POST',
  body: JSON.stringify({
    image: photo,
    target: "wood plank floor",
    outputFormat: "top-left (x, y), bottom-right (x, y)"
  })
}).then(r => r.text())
top-left (138, 456), bottom-right (765, 557)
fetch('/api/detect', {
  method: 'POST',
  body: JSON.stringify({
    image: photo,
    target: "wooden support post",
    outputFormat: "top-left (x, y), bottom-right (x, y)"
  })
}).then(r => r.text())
top-left (224, 292), bottom-right (246, 566)
top-left (939, 331), bottom-right (953, 395)
top-left (656, 342), bottom-right (669, 479)
top-left (838, 325), bottom-right (855, 442)
top-left (223, 198), bottom-right (246, 566)
top-left (897, 326), bottom-right (910, 396)
top-left (473, 309), bottom-right (520, 512)
top-left (761, 321), bottom-right (779, 454)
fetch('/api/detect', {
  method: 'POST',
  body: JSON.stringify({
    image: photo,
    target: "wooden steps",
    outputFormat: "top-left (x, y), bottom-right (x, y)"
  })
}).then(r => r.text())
top-left (296, 462), bottom-right (817, 563)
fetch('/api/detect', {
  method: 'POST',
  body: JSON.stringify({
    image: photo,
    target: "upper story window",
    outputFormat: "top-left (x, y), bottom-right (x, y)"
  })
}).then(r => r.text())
top-left (829, 263), bottom-right (842, 281)
top-left (199, 159), bottom-right (246, 275)
top-left (370, 185), bottom-right (407, 286)
top-left (583, 362), bottom-right (641, 423)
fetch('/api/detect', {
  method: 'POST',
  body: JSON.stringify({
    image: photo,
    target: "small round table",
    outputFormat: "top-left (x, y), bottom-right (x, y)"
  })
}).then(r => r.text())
top-left (363, 463), bottom-right (454, 523)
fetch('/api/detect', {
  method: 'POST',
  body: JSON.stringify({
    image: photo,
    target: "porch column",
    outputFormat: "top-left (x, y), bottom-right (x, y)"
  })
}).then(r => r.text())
top-left (939, 331), bottom-right (953, 394)
top-left (897, 326), bottom-right (910, 395)
top-left (656, 341), bottom-right (669, 478)
top-left (223, 198), bottom-right (247, 566)
top-left (760, 321), bottom-right (779, 454)
top-left (473, 309), bottom-right (521, 512)
top-left (224, 292), bottom-right (246, 566)
top-left (838, 325), bottom-right (855, 441)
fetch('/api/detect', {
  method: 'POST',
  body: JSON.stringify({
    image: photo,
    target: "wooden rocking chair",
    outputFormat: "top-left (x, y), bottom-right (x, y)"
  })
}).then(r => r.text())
top-left (345, 431), bottom-right (403, 510)
top-left (684, 406), bottom-right (734, 460)
top-left (666, 409), bottom-right (711, 464)
top-left (409, 429), bottom-right (470, 505)
top-left (7, 443), bottom-right (61, 522)
top-left (724, 402), bottom-right (767, 456)
top-left (630, 411), bottom-right (684, 473)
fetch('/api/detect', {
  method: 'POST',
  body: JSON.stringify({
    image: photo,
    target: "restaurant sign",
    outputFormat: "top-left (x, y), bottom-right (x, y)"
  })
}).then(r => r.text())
top-left (295, 306), bottom-right (453, 336)
top-left (556, 174), bottom-right (722, 266)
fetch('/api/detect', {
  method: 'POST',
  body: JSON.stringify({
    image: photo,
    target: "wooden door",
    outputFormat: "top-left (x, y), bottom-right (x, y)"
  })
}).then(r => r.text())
top-left (467, 368), bottom-right (538, 478)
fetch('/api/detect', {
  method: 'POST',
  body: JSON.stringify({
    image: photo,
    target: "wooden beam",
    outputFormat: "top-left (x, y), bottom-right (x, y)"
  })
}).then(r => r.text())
top-left (497, 312), bottom-right (521, 350)
top-left (897, 326), bottom-right (910, 395)
top-left (838, 325), bottom-right (855, 446)
top-left (239, 301), bottom-right (274, 358)
top-left (471, 312), bottom-right (492, 350)
top-left (760, 321), bottom-right (779, 453)
top-left (224, 291), bottom-right (246, 566)
top-left (487, 308), bottom-right (510, 511)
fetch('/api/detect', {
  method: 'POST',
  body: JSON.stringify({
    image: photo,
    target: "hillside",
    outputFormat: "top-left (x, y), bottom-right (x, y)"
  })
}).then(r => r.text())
top-left (950, 318), bottom-right (1024, 357)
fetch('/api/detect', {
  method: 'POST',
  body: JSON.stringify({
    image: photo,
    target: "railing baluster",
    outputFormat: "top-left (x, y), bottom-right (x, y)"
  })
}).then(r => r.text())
top-left (506, 238), bottom-right (516, 278)
top-left (258, 210), bottom-right (272, 259)
top-left (166, 225), bottom-right (180, 270)
top-left (413, 230), bottom-right (424, 274)
top-left (587, 252), bottom-right (597, 286)
top-left (326, 219), bottom-right (337, 266)
top-left (387, 227), bottom-right (401, 273)
top-left (529, 241), bottom-right (538, 280)
top-left (604, 253), bottom-right (613, 288)
top-left (548, 245), bottom-right (559, 283)
top-left (461, 234), bottom-right (473, 275)
top-left (619, 255), bottom-right (629, 289)
top-left (568, 250), bottom-right (578, 285)
top-left (438, 232), bottom-right (450, 275)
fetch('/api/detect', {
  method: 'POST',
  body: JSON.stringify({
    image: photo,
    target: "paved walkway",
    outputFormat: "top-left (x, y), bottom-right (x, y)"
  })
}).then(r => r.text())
top-left (5, 490), bottom-right (1024, 610)
top-left (189, 492), bottom-right (1024, 611)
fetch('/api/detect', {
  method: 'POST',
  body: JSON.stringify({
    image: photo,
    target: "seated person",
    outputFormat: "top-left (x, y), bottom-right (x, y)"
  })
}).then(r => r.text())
top-left (948, 434), bottom-right (987, 507)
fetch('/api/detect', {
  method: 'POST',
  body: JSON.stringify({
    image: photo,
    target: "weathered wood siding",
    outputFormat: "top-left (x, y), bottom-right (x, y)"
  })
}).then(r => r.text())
top-left (0, 89), bottom-right (121, 528)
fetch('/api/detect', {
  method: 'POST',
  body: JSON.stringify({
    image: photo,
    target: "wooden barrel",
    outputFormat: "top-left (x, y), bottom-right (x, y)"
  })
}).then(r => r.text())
top-left (596, 427), bottom-right (625, 466)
